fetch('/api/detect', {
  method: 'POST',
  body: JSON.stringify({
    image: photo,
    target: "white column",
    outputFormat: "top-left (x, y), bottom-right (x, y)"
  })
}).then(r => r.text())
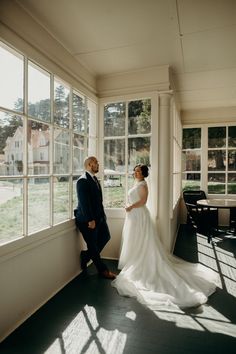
top-left (157, 93), bottom-right (172, 251)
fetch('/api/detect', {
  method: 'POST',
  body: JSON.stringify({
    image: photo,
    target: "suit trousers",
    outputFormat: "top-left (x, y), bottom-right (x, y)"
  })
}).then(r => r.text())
top-left (77, 217), bottom-right (111, 273)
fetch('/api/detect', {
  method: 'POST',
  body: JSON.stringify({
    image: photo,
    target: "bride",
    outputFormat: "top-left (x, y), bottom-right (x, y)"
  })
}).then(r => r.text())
top-left (111, 164), bottom-right (219, 309)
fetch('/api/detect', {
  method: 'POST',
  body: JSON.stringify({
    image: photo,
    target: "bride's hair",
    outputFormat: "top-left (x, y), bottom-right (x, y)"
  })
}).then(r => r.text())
top-left (134, 164), bottom-right (149, 177)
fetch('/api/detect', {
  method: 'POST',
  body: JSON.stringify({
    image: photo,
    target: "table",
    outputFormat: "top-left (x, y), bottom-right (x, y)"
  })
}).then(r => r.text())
top-left (197, 199), bottom-right (236, 234)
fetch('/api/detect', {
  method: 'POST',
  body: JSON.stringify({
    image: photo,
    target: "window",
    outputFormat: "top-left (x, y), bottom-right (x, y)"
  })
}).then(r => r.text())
top-left (182, 128), bottom-right (201, 191)
top-left (182, 125), bottom-right (236, 195)
top-left (0, 41), bottom-right (97, 245)
top-left (208, 126), bottom-right (236, 194)
top-left (103, 99), bottom-right (151, 208)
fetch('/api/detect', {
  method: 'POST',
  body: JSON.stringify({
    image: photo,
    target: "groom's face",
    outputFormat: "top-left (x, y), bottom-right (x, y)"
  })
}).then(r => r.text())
top-left (90, 158), bottom-right (99, 174)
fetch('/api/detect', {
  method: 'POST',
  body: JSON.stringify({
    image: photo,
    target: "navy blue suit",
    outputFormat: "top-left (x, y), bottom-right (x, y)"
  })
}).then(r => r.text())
top-left (75, 172), bottom-right (111, 273)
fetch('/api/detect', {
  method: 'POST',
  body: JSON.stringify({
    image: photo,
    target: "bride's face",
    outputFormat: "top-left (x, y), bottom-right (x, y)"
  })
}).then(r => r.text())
top-left (133, 166), bottom-right (144, 180)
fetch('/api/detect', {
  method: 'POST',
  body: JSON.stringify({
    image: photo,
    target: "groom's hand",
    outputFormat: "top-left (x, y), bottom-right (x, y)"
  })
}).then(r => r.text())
top-left (88, 220), bottom-right (96, 229)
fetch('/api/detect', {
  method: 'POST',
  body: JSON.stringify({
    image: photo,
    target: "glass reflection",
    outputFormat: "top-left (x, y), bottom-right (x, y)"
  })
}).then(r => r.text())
top-left (0, 112), bottom-right (23, 176)
top-left (28, 61), bottom-right (50, 122)
top-left (28, 120), bottom-right (50, 175)
top-left (104, 102), bottom-right (125, 137)
top-left (28, 177), bottom-right (50, 234)
top-left (73, 91), bottom-right (85, 133)
top-left (104, 139), bottom-right (125, 172)
top-left (73, 134), bottom-right (85, 174)
top-left (228, 173), bottom-right (236, 194)
top-left (182, 151), bottom-right (201, 171)
top-left (103, 175), bottom-right (125, 208)
top-left (0, 43), bottom-right (23, 112)
top-left (53, 177), bottom-right (70, 224)
top-left (208, 127), bottom-right (226, 148)
top-left (128, 99), bottom-right (151, 135)
top-left (228, 150), bottom-right (236, 171)
top-left (128, 137), bottom-right (150, 172)
top-left (54, 80), bottom-right (70, 128)
top-left (229, 126), bottom-right (236, 148)
top-left (208, 173), bottom-right (225, 194)
top-left (0, 178), bottom-right (23, 244)
top-left (182, 128), bottom-right (201, 149)
top-left (208, 150), bottom-right (226, 171)
top-left (54, 128), bottom-right (70, 174)
top-left (182, 173), bottom-right (201, 191)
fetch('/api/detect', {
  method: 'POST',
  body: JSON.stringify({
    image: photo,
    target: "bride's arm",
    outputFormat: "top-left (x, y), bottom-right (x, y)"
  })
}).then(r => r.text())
top-left (125, 184), bottom-right (148, 212)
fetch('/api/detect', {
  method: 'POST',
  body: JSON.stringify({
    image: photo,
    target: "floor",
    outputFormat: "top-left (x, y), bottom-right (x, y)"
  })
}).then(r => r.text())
top-left (1, 225), bottom-right (236, 354)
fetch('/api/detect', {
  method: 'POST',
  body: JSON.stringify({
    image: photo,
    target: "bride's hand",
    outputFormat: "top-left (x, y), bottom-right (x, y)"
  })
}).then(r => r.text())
top-left (125, 205), bottom-right (133, 212)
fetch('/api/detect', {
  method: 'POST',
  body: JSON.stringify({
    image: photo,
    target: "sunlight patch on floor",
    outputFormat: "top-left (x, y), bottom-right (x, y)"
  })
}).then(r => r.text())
top-left (153, 303), bottom-right (236, 337)
top-left (57, 305), bottom-right (127, 354)
top-left (44, 338), bottom-right (63, 354)
top-left (125, 311), bottom-right (137, 321)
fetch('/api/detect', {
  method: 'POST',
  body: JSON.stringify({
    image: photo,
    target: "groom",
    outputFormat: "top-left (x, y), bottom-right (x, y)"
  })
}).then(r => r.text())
top-left (75, 156), bottom-right (116, 279)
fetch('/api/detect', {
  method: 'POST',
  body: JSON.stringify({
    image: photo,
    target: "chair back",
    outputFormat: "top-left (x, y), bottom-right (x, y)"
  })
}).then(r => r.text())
top-left (183, 190), bottom-right (206, 206)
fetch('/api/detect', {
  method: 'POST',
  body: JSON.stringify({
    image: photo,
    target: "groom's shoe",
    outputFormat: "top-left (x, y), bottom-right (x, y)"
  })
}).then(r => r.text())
top-left (100, 270), bottom-right (117, 280)
top-left (80, 251), bottom-right (87, 271)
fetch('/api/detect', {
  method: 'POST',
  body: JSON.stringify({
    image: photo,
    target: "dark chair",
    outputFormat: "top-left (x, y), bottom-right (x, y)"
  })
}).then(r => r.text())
top-left (183, 190), bottom-right (208, 206)
top-left (184, 202), bottom-right (213, 243)
top-left (183, 190), bottom-right (218, 243)
top-left (230, 208), bottom-right (236, 234)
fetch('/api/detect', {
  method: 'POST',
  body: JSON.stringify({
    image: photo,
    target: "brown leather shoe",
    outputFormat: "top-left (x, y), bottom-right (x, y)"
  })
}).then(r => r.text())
top-left (100, 270), bottom-right (117, 279)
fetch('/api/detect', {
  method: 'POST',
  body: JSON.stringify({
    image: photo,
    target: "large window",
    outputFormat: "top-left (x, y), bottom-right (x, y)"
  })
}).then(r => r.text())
top-left (208, 126), bottom-right (236, 194)
top-left (0, 41), bottom-right (97, 245)
top-left (182, 125), bottom-right (236, 195)
top-left (103, 99), bottom-right (151, 208)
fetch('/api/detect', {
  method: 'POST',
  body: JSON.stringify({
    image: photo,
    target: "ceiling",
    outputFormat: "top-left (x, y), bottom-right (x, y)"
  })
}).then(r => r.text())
top-left (16, 0), bottom-right (236, 111)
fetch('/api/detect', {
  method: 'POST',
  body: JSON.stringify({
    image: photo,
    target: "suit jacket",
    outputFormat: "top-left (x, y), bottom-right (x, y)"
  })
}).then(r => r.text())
top-left (75, 172), bottom-right (105, 223)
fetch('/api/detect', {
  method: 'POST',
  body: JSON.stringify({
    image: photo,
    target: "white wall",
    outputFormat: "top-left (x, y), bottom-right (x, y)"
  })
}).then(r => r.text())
top-left (0, 222), bottom-right (84, 341)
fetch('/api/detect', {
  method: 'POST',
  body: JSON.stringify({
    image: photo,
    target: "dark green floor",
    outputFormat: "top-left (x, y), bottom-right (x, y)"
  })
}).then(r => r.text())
top-left (1, 225), bottom-right (236, 354)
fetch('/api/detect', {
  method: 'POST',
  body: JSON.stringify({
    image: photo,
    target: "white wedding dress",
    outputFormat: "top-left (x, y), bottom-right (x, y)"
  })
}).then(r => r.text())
top-left (112, 180), bottom-right (219, 309)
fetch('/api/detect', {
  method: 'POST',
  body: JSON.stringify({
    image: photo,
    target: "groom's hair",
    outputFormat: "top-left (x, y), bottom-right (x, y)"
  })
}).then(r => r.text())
top-left (134, 164), bottom-right (149, 177)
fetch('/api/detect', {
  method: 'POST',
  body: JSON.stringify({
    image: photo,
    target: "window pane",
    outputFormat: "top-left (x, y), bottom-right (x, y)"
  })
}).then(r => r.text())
top-left (228, 150), bottom-right (236, 171)
top-left (104, 172), bottom-right (123, 188)
top-left (28, 120), bottom-right (50, 175)
top-left (88, 137), bottom-right (96, 157)
top-left (88, 99), bottom-right (97, 137)
top-left (128, 174), bottom-right (135, 190)
top-left (73, 91), bottom-right (85, 133)
top-left (73, 134), bottom-right (85, 174)
top-left (208, 173), bottom-right (225, 194)
top-left (73, 176), bottom-right (79, 211)
top-left (208, 127), bottom-right (226, 148)
top-left (54, 80), bottom-right (69, 128)
top-left (0, 178), bottom-right (23, 244)
top-left (54, 128), bottom-right (70, 174)
top-left (182, 151), bottom-right (201, 171)
top-left (182, 173), bottom-right (201, 191)
top-left (0, 112), bottom-right (23, 176)
top-left (53, 177), bottom-right (70, 224)
top-left (104, 139), bottom-right (125, 172)
top-left (103, 175), bottom-right (125, 208)
top-left (0, 43), bottom-right (23, 112)
top-left (229, 126), bottom-right (236, 148)
top-left (128, 99), bottom-right (151, 135)
top-left (228, 173), bottom-right (236, 194)
top-left (104, 102), bottom-right (125, 137)
top-left (208, 150), bottom-right (226, 171)
top-left (28, 61), bottom-right (50, 122)
top-left (28, 178), bottom-right (50, 234)
top-left (182, 128), bottom-right (201, 149)
top-left (128, 137), bottom-right (150, 172)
